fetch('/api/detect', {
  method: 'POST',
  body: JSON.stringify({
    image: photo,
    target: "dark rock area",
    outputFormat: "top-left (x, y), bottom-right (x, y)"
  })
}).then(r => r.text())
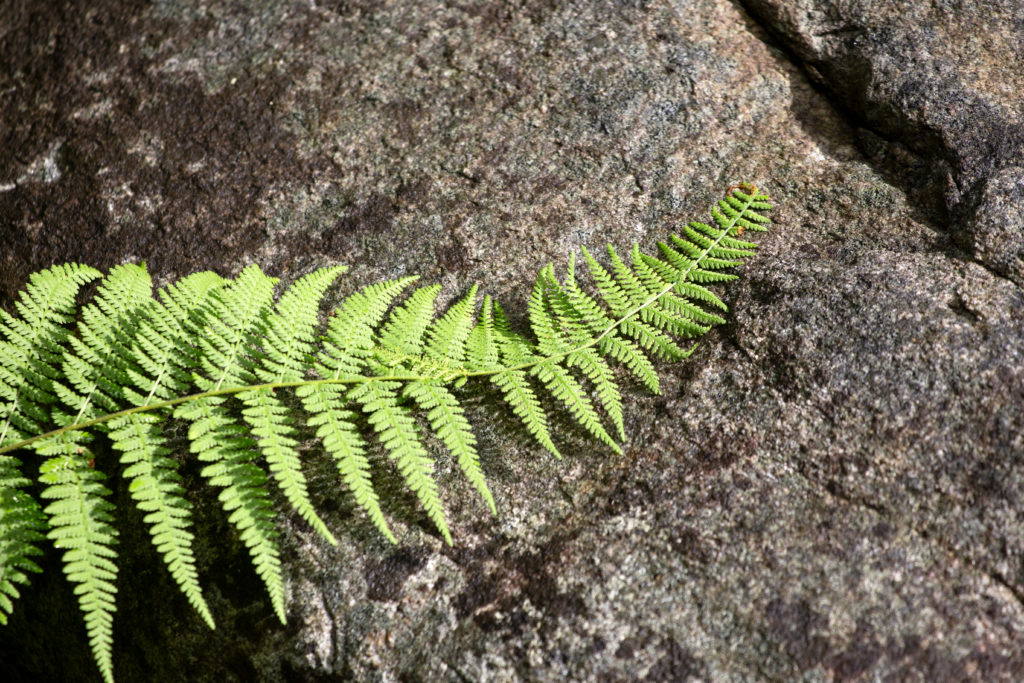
top-left (1, 0), bottom-right (1022, 681)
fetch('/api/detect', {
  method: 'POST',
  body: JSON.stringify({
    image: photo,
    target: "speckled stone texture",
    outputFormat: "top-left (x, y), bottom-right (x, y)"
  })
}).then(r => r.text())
top-left (1, 0), bottom-right (1022, 681)
top-left (741, 0), bottom-right (1024, 285)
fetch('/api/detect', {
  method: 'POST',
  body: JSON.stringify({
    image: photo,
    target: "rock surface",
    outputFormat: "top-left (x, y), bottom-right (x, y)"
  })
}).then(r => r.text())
top-left (1, 0), bottom-right (1022, 681)
top-left (742, 0), bottom-right (1024, 285)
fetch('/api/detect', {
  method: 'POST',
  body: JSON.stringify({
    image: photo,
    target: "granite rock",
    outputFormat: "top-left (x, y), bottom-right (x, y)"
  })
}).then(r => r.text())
top-left (1, 0), bottom-right (1022, 681)
top-left (741, 0), bottom-right (1024, 285)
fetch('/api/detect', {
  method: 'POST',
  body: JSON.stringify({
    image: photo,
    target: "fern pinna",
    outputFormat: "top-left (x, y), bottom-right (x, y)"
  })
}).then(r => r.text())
top-left (0, 184), bottom-right (771, 682)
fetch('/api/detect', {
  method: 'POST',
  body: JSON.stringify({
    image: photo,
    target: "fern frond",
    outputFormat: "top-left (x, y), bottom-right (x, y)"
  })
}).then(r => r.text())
top-left (531, 360), bottom-right (621, 454)
top-left (255, 266), bottom-right (347, 384)
top-left (54, 263), bottom-right (154, 424)
top-left (318, 277), bottom-right (418, 379)
top-left (557, 258), bottom-right (662, 393)
top-left (574, 242), bottom-right (690, 386)
top-left (618, 318), bottom-right (693, 361)
top-left (0, 456), bottom-right (45, 626)
top-left (489, 301), bottom-right (561, 457)
top-left (0, 264), bottom-right (102, 626)
top-left (0, 263), bottom-right (101, 447)
top-left (529, 273), bottom-right (573, 356)
top-left (424, 285), bottom-right (479, 365)
top-left (566, 349), bottom-right (625, 440)
top-left (715, 190), bottom-right (771, 233)
top-left (192, 264), bottom-right (277, 391)
top-left (684, 264), bottom-right (739, 285)
top-left (377, 284), bottom-right (442, 362)
top-left (108, 412), bottom-right (214, 629)
top-left (652, 240), bottom-right (734, 305)
top-left (538, 264), bottom-right (594, 347)
top-left (680, 224), bottom-right (757, 259)
top-left (491, 370), bottom-right (559, 457)
top-left (630, 248), bottom-right (712, 337)
top-left (349, 380), bottom-right (451, 544)
top-left (532, 265), bottom-right (624, 438)
top-left (108, 272), bottom-right (224, 630)
top-left (674, 282), bottom-right (728, 312)
top-left (633, 258), bottom-right (726, 325)
top-left (404, 380), bottom-right (495, 515)
top-left (465, 295), bottom-right (500, 370)
top-left (300, 277), bottom-right (423, 542)
top-left (29, 264), bottom-right (161, 683)
top-left (243, 267), bottom-right (348, 546)
top-left (667, 228), bottom-right (741, 282)
top-left (176, 266), bottom-right (284, 620)
top-left (176, 395), bottom-right (284, 622)
top-left (240, 387), bottom-right (335, 544)
top-left (121, 272), bottom-right (225, 406)
top-left (605, 244), bottom-right (654, 309)
top-left (599, 334), bottom-right (661, 393)
top-left (37, 433), bottom-right (117, 683)
top-left (580, 246), bottom-right (631, 316)
top-left (0, 182), bottom-right (771, 683)
top-left (491, 300), bottom-right (537, 365)
top-left (298, 382), bottom-right (395, 542)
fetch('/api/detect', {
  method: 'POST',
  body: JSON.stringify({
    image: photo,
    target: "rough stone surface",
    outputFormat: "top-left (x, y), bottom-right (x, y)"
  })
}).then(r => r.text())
top-left (1, 0), bottom-right (1022, 681)
top-left (741, 0), bottom-right (1024, 285)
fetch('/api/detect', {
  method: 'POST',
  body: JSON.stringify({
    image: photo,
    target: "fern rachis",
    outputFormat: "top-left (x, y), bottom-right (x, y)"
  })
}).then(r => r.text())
top-left (0, 184), bottom-right (771, 682)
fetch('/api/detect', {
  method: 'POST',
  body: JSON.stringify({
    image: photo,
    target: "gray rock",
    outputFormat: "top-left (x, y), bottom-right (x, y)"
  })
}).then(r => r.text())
top-left (1, 0), bottom-right (1022, 681)
top-left (741, 0), bottom-right (1024, 284)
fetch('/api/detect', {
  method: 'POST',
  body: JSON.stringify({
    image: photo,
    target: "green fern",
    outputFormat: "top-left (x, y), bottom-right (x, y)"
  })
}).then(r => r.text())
top-left (0, 184), bottom-right (771, 682)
